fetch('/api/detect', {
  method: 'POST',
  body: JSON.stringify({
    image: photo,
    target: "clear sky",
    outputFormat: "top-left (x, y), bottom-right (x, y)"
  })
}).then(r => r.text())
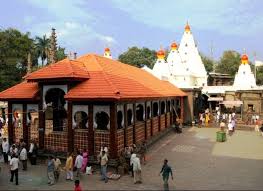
top-left (1, 0), bottom-right (263, 61)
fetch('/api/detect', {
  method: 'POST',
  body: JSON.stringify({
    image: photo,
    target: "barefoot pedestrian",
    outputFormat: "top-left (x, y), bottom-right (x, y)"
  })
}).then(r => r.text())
top-left (65, 152), bottom-right (74, 181)
top-left (159, 159), bottom-right (174, 191)
top-left (10, 154), bottom-right (19, 185)
top-left (74, 179), bottom-right (82, 191)
top-left (19, 144), bottom-right (27, 170)
top-left (47, 155), bottom-right (55, 186)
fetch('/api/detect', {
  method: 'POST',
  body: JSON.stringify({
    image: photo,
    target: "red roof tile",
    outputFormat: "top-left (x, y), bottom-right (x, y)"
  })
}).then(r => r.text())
top-left (25, 59), bottom-right (90, 81)
top-left (0, 54), bottom-right (185, 101)
top-left (0, 81), bottom-right (38, 100)
top-left (65, 54), bottom-right (186, 100)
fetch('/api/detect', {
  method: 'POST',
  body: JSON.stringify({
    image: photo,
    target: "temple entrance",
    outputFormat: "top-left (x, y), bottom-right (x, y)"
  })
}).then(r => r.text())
top-left (45, 88), bottom-right (67, 131)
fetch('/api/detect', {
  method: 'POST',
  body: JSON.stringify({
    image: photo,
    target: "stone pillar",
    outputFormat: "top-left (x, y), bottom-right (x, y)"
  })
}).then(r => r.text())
top-left (133, 103), bottom-right (136, 144)
top-left (38, 85), bottom-right (45, 149)
top-left (180, 97), bottom-right (184, 124)
top-left (8, 102), bottom-right (13, 145)
top-left (22, 104), bottom-right (29, 147)
top-left (144, 102), bottom-right (147, 140)
top-left (123, 104), bottom-right (127, 146)
top-left (110, 103), bottom-right (117, 158)
top-left (88, 104), bottom-right (94, 155)
top-left (150, 101), bottom-right (153, 136)
top-left (67, 101), bottom-right (73, 152)
top-left (158, 100), bottom-right (161, 131)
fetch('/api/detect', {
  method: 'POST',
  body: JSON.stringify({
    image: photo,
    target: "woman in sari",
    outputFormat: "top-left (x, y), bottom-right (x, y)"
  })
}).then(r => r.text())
top-left (81, 148), bottom-right (89, 173)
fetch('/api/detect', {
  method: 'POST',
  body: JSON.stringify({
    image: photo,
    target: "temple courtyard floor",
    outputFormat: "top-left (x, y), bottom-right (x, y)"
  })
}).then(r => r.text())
top-left (1, 127), bottom-right (263, 190)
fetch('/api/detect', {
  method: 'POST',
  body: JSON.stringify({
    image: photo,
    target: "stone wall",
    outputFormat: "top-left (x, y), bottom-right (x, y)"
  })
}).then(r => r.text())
top-left (94, 130), bottom-right (110, 156)
top-left (152, 117), bottom-right (159, 135)
top-left (74, 129), bottom-right (89, 152)
top-left (146, 120), bottom-right (151, 138)
top-left (44, 120), bottom-right (68, 152)
top-left (160, 114), bottom-right (166, 130)
top-left (117, 129), bottom-right (124, 156)
top-left (135, 122), bottom-right (145, 144)
top-left (126, 126), bottom-right (133, 147)
top-left (166, 113), bottom-right (171, 128)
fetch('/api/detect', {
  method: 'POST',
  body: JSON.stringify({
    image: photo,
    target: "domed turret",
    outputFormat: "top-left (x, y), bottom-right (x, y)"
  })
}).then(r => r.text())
top-left (185, 22), bottom-right (191, 32)
top-left (171, 42), bottom-right (178, 50)
top-left (241, 54), bottom-right (249, 64)
top-left (157, 49), bottom-right (165, 60)
top-left (103, 47), bottom-right (112, 59)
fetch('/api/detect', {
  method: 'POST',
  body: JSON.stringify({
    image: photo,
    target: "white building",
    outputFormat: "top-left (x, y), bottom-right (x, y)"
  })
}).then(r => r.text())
top-left (143, 22), bottom-right (207, 88)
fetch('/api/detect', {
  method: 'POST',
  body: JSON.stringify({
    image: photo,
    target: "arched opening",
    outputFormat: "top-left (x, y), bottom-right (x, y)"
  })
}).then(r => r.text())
top-left (27, 109), bottom-right (37, 125)
top-left (153, 102), bottom-right (158, 117)
top-left (45, 88), bottom-right (67, 131)
top-left (161, 101), bottom-right (165, 114)
top-left (146, 106), bottom-right (151, 120)
top-left (117, 110), bottom-right (123, 129)
top-left (127, 109), bottom-right (133, 126)
top-left (74, 111), bottom-right (88, 129)
top-left (136, 104), bottom-right (144, 121)
top-left (95, 111), bottom-right (109, 130)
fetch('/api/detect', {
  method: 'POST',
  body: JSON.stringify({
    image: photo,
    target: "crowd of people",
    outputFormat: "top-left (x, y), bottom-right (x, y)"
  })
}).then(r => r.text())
top-left (0, 136), bottom-right (175, 190)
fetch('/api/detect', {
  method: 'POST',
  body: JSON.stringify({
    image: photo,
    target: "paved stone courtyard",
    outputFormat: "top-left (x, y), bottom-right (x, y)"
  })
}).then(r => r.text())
top-left (1, 127), bottom-right (263, 190)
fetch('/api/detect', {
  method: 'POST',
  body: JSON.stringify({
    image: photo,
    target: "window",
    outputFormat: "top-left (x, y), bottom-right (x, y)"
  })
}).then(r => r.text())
top-left (146, 106), bottom-right (151, 119)
top-left (161, 101), bottom-right (165, 114)
top-left (95, 111), bottom-right (109, 130)
top-left (248, 104), bottom-right (254, 112)
top-left (45, 88), bottom-right (67, 131)
top-left (127, 109), bottom-right (133, 126)
top-left (74, 111), bottom-right (88, 129)
top-left (153, 102), bottom-right (159, 117)
top-left (136, 104), bottom-right (144, 121)
top-left (117, 110), bottom-right (123, 129)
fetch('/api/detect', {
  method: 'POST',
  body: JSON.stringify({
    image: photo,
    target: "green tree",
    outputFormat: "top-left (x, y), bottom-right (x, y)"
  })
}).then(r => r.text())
top-left (118, 47), bottom-right (156, 68)
top-left (256, 66), bottom-right (263, 85)
top-left (35, 35), bottom-right (50, 66)
top-left (215, 50), bottom-right (241, 76)
top-left (0, 28), bottom-right (37, 91)
top-left (200, 54), bottom-right (215, 73)
top-left (56, 46), bottom-right (67, 61)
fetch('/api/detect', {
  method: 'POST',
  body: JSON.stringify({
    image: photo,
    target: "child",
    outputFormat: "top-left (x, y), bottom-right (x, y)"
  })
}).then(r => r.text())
top-left (74, 180), bottom-right (82, 191)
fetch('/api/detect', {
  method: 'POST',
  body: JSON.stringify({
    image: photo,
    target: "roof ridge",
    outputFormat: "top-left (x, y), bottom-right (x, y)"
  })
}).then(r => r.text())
top-left (94, 56), bottom-right (121, 96)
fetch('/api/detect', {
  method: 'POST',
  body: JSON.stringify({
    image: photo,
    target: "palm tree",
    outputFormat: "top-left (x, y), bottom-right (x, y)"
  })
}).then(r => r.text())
top-left (35, 35), bottom-right (50, 67)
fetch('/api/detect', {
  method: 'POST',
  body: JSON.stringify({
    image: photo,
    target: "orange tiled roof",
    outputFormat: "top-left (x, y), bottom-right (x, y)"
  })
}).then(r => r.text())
top-left (0, 81), bottom-right (38, 100)
top-left (25, 59), bottom-right (90, 81)
top-left (64, 54), bottom-right (186, 100)
top-left (0, 54), bottom-right (185, 101)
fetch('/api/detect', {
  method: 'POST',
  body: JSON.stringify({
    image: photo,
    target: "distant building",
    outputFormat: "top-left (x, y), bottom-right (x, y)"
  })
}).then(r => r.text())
top-left (208, 72), bottom-right (233, 86)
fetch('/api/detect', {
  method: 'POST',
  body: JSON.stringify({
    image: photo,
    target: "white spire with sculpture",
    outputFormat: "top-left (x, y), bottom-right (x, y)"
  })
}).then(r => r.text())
top-left (152, 48), bottom-right (170, 80)
top-left (233, 53), bottom-right (256, 89)
top-left (178, 22), bottom-right (207, 86)
top-left (103, 47), bottom-right (112, 59)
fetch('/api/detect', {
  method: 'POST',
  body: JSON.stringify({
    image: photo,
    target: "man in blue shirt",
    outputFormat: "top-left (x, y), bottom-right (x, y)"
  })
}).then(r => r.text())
top-left (159, 159), bottom-right (174, 191)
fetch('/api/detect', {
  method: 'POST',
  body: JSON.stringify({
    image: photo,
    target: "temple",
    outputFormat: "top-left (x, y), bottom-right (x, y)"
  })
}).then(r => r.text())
top-left (0, 48), bottom-right (186, 158)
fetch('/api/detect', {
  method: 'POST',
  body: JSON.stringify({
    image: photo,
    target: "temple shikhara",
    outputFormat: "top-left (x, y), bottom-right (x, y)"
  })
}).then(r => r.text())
top-left (144, 22), bottom-right (263, 124)
top-left (0, 47), bottom-right (186, 158)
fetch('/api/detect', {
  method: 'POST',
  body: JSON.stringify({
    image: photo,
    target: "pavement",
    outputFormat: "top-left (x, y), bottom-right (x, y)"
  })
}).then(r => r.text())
top-left (1, 127), bottom-right (263, 190)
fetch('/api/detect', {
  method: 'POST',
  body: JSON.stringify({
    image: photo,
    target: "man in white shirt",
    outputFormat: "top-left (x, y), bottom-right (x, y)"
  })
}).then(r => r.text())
top-left (74, 151), bottom-right (83, 178)
top-left (2, 138), bottom-right (9, 163)
top-left (19, 144), bottom-right (27, 170)
top-left (132, 154), bottom-right (142, 184)
top-left (10, 155), bottom-right (19, 185)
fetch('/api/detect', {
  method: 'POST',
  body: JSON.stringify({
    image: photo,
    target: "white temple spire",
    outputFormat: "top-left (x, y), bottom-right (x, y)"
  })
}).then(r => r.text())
top-left (103, 47), bottom-right (112, 59)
